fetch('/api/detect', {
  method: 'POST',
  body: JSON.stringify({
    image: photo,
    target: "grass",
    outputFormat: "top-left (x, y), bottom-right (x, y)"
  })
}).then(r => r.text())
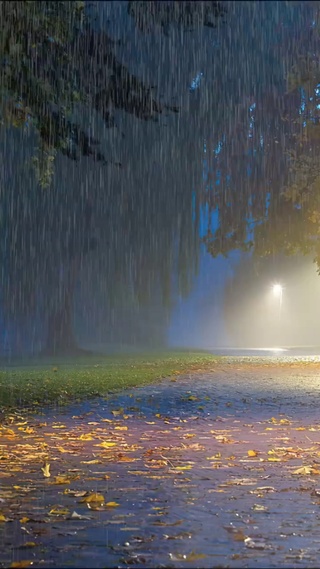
top-left (0, 350), bottom-right (220, 409)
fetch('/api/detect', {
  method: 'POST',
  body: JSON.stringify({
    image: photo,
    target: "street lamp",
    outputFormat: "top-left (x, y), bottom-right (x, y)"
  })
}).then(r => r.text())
top-left (272, 283), bottom-right (283, 319)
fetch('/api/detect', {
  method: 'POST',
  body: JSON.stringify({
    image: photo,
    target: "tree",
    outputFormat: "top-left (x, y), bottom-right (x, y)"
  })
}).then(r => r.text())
top-left (202, 2), bottom-right (320, 271)
top-left (0, 0), bottom-right (227, 355)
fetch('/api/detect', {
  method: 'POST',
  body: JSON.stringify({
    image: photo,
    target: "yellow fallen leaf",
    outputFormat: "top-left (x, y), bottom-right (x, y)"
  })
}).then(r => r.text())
top-left (184, 552), bottom-right (207, 562)
top-left (145, 421), bottom-right (155, 425)
top-left (114, 426), bottom-right (128, 431)
top-left (10, 562), bottom-right (33, 568)
top-left (248, 450), bottom-right (258, 457)
top-left (295, 427), bottom-right (307, 431)
top-left (4, 429), bottom-right (15, 436)
top-left (18, 427), bottom-right (34, 434)
top-left (21, 542), bottom-right (37, 548)
top-left (56, 447), bottom-right (69, 453)
top-left (252, 504), bottom-right (268, 512)
top-left (172, 465), bottom-right (192, 471)
top-left (53, 475), bottom-right (71, 485)
top-left (293, 466), bottom-right (313, 475)
top-left (111, 409), bottom-right (124, 416)
top-left (81, 493), bottom-right (105, 504)
top-left (52, 425), bottom-right (66, 429)
top-left (80, 459), bottom-right (102, 465)
top-left (0, 513), bottom-right (9, 522)
top-left (95, 441), bottom-right (116, 449)
top-left (105, 501), bottom-right (119, 507)
top-left (117, 456), bottom-right (137, 462)
top-left (188, 396), bottom-right (198, 401)
top-left (49, 506), bottom-right (70, 516)
top-left (267, 457), bottom-right (282, 462)
top-left (19, 517), bottom-right (30, 524)
top-left (41, 463), bottom-right (50, 478)
top-left (79, 434), bottom-right (94, 441)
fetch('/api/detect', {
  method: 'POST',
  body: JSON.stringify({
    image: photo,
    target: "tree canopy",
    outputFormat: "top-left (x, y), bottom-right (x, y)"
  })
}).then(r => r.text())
top-left (201, 1), bottom-right (320, 268)
top-left (0, 0), bottom-right (227, 353)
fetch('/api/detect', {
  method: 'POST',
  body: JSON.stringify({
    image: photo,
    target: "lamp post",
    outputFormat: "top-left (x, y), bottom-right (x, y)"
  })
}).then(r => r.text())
top-left (273, 283), bottom-right (283, 321)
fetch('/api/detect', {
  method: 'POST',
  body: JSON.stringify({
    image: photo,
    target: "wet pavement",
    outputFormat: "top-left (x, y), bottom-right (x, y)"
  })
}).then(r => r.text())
top-left (2, 358), bottom-right (320, 568)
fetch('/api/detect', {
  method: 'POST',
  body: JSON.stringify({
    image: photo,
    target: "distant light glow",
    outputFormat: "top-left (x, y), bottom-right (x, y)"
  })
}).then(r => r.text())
top-left (273, 283), bottom-right (283, 297)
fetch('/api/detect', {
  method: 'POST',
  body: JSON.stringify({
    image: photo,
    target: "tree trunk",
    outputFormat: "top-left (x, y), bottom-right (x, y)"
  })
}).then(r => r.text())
top-left (42, 199), bottom-right (96, 357)
top-left (43, 291), bottom-right (77, 356)
top-left (42, 257), bottom-right (85, 356)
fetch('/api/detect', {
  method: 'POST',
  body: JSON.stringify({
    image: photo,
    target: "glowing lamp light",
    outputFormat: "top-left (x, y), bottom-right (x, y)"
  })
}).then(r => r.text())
top-left (273, 284), bottom-right (283, 297)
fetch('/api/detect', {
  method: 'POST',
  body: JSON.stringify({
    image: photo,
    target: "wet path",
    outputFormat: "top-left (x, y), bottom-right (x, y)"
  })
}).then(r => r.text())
top-left (2, 359), bottom-right (320, 568)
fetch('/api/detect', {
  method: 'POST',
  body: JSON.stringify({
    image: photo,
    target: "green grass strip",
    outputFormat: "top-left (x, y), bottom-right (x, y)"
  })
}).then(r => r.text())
top-left (0, 350), bottom-right (219, 409)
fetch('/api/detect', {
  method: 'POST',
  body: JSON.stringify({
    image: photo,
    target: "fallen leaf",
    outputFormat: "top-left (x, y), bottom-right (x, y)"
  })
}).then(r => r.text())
top-left (49, 506), bottom-right (70, 516)
top-left (70, 511), bottom-right (92, 520)
top-left (0, 513), bottom-right (10, 522)
top-left (81, 493), bottom-right (105, 505)
top-left (152, 520), bottom-right (182, 527)
top-left (52, 475), bottom-right (72, 485)
top-left (252, 504), bottom-right (268, 512)
top-left (41, 462), bottom-right (50, 478)
top-left (224, 526), bottom-right (247, 541)
top-left (95, 441), bottom-right (116, 449)
top-left (293, 466), bottom-right (313, 475)
top-left (169, 551), bottom-right (207, 561)
top-left (163, 532), bottom-right (192, 540)
top-left (56, 447), bottom-right (69, 453)
top-left (111, 409), bottom-right (124, 416)
top-left (244, 537), bottom-right (270, 550)
top-left (10, 562), bottom-right (33, 568)
top-left (105, 501), bottom-right (119, 507)
top-left (79, 434), bottom-right (94, 441)
top-left (248, 450), bottom-right (258, 457)
top-left (64, 490), bottom-right (87, 497)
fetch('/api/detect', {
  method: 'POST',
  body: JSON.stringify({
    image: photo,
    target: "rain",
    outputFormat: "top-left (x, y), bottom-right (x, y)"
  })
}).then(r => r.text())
top-left (1, 1), bottom-right (320, 568)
